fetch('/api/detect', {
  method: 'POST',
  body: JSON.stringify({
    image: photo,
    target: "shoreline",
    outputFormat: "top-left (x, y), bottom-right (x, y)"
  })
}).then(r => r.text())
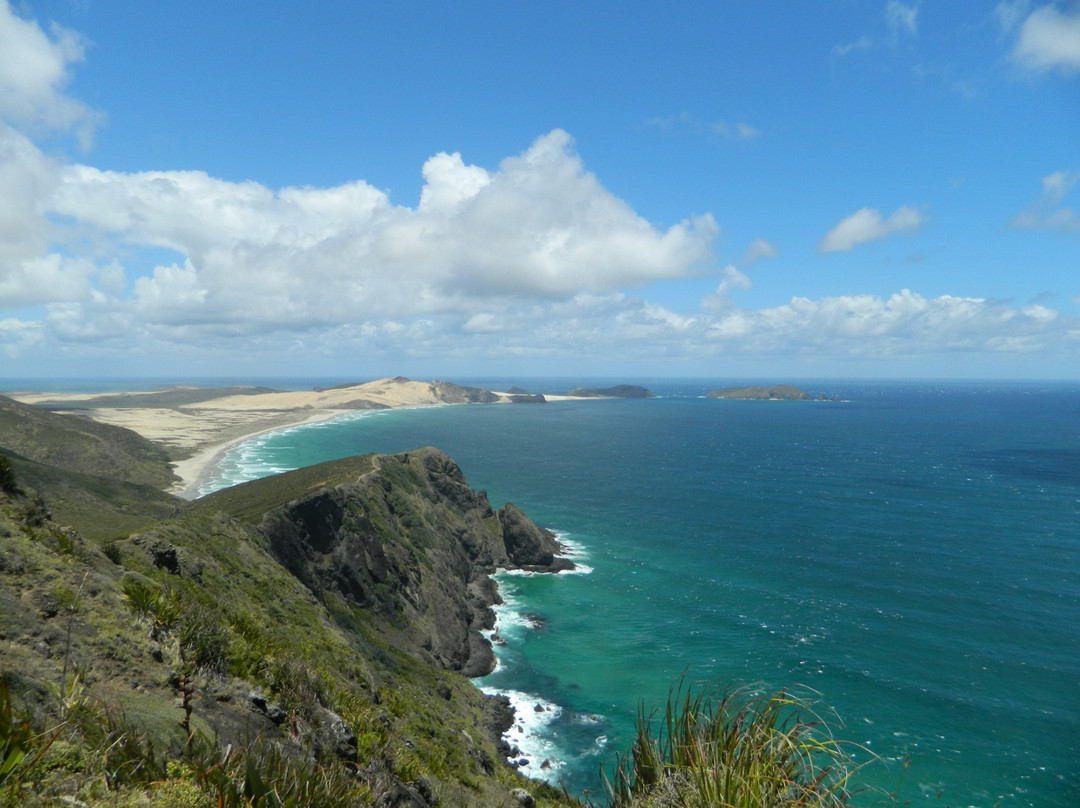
top-left (169, 408), bottom-right (352, 499)
top-left (6, 377), bottom-right (611, 502)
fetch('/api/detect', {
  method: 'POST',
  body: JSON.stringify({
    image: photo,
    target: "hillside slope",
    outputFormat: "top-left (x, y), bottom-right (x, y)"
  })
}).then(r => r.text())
top-left (0, 395), bottom-right (177, 489)
top-left (0, 415), bottom-right (574, 807)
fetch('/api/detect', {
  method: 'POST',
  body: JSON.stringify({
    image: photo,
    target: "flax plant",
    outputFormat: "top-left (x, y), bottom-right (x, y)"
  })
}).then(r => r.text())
top-left (605, 680), bottom-right (868, 808)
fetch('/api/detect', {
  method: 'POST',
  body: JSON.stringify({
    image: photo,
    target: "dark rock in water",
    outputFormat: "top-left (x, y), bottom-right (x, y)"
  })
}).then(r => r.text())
top-left (540, 758), bottom-right (552, 770)
top-left (533, 703), bottom-right (545, 713)
top-left (498, 503), bottom-right (573, 572)
top-left (523, 613), bottom-right (548, 631)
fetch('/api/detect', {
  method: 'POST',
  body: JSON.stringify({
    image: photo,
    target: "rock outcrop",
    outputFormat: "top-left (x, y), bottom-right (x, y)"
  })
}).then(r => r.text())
top-left (254, 447), bottom-right (572, 677)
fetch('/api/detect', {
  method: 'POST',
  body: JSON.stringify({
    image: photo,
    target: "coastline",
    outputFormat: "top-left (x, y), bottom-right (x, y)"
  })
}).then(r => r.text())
top-left (6, 377), bottom-right (609, 502)
top-left (168, 408), bottom-right (351, 499)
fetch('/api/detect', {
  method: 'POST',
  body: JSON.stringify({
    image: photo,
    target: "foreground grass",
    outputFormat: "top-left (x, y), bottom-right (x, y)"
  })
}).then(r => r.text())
top-left (604, 680), bottom-right (868, 808)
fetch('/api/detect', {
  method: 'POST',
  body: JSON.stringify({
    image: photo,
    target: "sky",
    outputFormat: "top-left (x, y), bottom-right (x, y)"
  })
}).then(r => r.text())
top-left (0, 0), bottom-right (1078, 381)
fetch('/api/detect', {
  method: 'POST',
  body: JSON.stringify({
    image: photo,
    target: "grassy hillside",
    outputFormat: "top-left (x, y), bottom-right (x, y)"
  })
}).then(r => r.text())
top-left (0, 447), bottom-right (573, 807)
top-left (24, 386), bottom-right (283, 410)
top-left (0, 395), bottom-right (177, 489)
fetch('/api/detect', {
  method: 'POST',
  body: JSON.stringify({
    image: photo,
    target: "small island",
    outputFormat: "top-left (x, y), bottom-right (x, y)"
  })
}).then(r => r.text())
top-left (566, 385), bottom-right (654, 399)
top-left (707, 384), bottom-right (814, 401)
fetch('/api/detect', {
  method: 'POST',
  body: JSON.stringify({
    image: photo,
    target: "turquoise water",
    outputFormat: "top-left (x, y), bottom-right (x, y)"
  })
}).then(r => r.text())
top-left (198, 380), bottom-right (1080, 807)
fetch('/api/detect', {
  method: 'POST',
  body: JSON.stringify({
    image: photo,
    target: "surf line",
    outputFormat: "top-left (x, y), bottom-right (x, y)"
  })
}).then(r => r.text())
top-left (474, 535), bottom-right (600, 785)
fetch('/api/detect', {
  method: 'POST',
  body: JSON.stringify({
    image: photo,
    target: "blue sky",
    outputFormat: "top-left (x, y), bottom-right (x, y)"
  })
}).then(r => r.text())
top-left (1, 0), bottom-right (1078, 380)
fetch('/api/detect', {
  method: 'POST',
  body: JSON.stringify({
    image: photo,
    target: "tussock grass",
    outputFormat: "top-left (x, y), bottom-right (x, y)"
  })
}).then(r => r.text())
top-left (605, 680), bottom-right (869, 808)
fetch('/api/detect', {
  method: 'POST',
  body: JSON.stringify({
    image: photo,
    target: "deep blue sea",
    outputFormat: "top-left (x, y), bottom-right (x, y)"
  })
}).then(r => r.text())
top-left (188, 379), bottom-right (1080, 807)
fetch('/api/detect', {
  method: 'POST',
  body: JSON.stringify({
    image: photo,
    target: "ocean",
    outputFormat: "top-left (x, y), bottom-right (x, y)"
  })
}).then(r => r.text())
top-left (193, 379), bottom-right (1079, 808)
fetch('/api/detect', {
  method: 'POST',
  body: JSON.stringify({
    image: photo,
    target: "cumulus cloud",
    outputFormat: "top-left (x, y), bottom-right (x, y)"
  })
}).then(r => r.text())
top-left (1, 128), bottom-right (718, 339)
top-left (0, 0), bottom-right (100, 144)
top-left (1011, 170), bottom-right (1080, 234)
top-left (1007, 2), bottom-right (1080, 73)
top-left (819, 205), bottom-right (927, 253)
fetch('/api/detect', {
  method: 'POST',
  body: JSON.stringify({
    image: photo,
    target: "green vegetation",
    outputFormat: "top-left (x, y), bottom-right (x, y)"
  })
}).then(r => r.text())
top-left (0, 404), bottom-right (574, 807)
top-left (605, 682), bottom-right (866, 808)
top-left (0, 396), bottom-right (176, 488)
top-left (0, 455), bottom-right (15, 494)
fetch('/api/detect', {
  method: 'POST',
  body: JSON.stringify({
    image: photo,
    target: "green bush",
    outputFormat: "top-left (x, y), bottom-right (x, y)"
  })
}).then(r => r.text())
top-left (120, 577), bottom-right (181, 635)
top-left (0, 455), bottom-right (16, 495)
top-left (178, 605), bottom-right (230, 673)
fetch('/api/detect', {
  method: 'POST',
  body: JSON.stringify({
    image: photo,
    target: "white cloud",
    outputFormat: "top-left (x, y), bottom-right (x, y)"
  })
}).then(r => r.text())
top-left (819, 205), bottom-right (927, 253)
top-left (703, 290), bottom-right (1071, 357)
top-left (701, 266), bottom-right (752, 312)
top-left (0, 124), bottom-right (59, 269)
top-left (647, 111), bottom-right (761, 141)
top-left (741, 238), bottom-right (779, 266)
top-left (1008, 3), bottom-right (1080, 73)
top-left (1, 128), bottom-right (718, 336)
top-left (886, 2), bottom-right (919, 38)
top-left (833, 36), bottom-right (874, 58)
top-left (833, 2), bottom-right (918, 59)
top-left (0, 0), bottom-right (100, 144)
top-left (996, 1), bottom-right (1031, 33)
top-left (709, 120), bottom-right (760, 140)
top-left (1010, 170), bottom-right (1080, 234)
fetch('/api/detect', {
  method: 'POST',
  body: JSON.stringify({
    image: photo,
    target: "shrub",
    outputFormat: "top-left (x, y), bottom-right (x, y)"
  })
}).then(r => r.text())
top-left (178, 605), bottom-right (230, 673)
top-left (120, 577), bottom-right (181, 635)
top-left (0, 455), bottom-right (16, 495)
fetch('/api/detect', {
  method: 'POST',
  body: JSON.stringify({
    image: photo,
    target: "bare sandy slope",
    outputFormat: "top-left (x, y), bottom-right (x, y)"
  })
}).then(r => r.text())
top-left (196, 377), bottom-right (504, 410)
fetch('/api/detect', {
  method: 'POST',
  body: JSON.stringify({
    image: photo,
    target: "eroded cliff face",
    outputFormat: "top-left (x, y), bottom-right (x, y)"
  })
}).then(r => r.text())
top-left (257, 447), bottom-right (572, 676)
